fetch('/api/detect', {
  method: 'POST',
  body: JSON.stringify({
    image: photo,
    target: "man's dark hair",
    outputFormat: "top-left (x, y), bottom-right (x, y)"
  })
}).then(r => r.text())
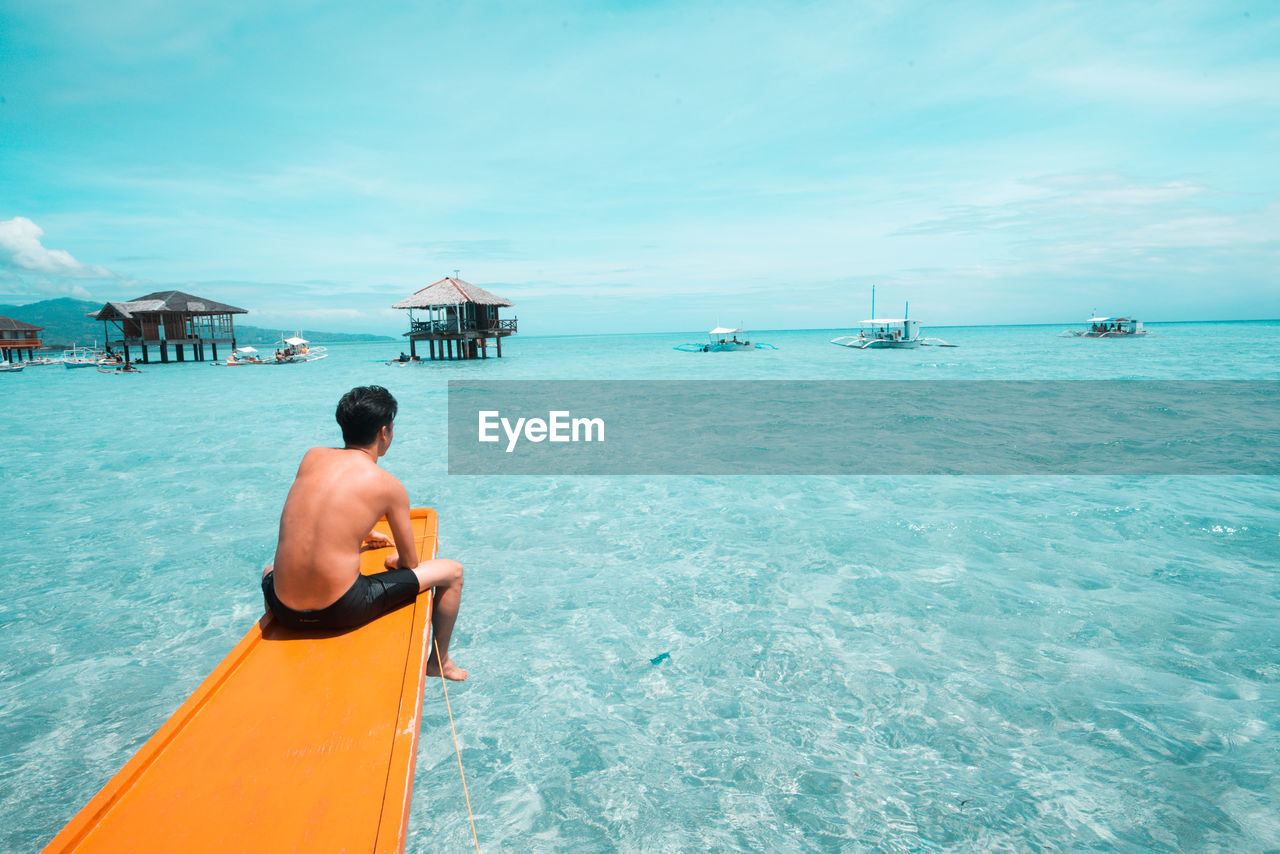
top-left (336, 386), bottom-right (398, 446)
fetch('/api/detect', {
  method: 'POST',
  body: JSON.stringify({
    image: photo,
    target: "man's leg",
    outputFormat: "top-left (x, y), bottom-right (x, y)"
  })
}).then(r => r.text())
top-left (411, 558), bottom-right (467, 681)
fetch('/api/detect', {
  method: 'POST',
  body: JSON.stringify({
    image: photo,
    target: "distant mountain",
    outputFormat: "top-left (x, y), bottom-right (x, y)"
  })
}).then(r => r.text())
top-left (0, 297), bottom-right (396, 348)
top-left (0, 298), bottom-right (103, 346)
top-left (231, 327), bottom-right (397, 346)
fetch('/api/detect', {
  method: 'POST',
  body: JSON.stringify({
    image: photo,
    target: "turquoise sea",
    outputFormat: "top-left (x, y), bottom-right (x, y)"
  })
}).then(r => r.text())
top-left (2, 322), bottom-right (1278, 852)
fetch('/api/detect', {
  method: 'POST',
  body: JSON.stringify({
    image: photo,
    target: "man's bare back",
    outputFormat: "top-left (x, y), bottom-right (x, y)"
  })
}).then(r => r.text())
top-left (261, 385), bottom-right (468, 680)
top-left (271, 446), bottom-right (414, 609)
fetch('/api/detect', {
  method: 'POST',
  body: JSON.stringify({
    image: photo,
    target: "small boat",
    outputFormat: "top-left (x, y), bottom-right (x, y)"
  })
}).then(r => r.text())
top-left (830, 287), bottom-right (954, 349)
top-left (1059, 316), bottom-right (1148, 338)
top-left (44, 508), bottom-right (440, 853)
top-left (214, 346), bottom-right (268, 366)
top-left (62, 345), bottom-right (105, 369)
top-left (0, 361), bottom-right (25, 373)
top-left (831, 318), bottom-right (925, 349)
top-left (271, 334), bottom-right (328, 363)
top-left (24, 355), bottom-right (63, 366)
top-left (674, 326), bottom-right (776, 352)
top-left (96, 362), bottom-right (143, 374)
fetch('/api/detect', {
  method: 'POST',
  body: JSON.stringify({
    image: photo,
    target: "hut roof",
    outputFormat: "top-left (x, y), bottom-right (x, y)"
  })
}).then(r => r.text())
top-left (0, 316), bottom-right (43, 332)
top-left (91, 290), bottom-right (248, 320)
top-left (392, 277), bottom-right (514, 309)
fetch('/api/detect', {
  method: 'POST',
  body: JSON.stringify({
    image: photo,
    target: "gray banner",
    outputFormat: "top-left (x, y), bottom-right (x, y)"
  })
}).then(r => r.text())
top-left (446, 381), bottom-right (1280, 475)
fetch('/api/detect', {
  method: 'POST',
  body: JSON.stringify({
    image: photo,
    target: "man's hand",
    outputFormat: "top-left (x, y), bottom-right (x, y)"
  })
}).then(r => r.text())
top-left (384, 552), bottom-right (404, 570)
top-left (361, 530), bottom-right (394, 552)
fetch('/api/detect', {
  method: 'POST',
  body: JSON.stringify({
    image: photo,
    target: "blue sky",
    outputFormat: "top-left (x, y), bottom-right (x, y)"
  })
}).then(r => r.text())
top-left (1, 0), bottom-right (1277, 334)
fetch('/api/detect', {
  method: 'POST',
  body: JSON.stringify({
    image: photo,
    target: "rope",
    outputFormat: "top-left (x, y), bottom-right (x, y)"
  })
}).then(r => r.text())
top-left (434, 636), bottom-right (480, 853)
top-left (413, 519), bottom-right (479, 852)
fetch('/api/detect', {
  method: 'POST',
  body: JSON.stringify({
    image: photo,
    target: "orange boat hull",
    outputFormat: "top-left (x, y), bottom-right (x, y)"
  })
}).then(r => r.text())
top-left (45, 508), bottom-right (438, 853)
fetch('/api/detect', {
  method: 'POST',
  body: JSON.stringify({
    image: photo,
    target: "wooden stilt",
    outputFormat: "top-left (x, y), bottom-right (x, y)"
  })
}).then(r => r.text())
top-left (161, 342), bottom-right (169, 363)
top-left (496, 336), bottom-right (502, 357)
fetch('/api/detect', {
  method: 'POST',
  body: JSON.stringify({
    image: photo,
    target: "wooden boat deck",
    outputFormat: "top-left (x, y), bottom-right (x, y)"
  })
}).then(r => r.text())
top-left (44, 508), bottom-right (438, 853)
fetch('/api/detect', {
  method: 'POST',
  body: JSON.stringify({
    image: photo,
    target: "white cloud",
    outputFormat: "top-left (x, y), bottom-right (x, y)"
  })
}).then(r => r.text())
top-left (0, 216), bottom-right (112, 278)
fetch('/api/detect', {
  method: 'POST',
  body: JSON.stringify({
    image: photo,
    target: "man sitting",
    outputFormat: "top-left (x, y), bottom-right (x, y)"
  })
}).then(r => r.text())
top-left (262, 385), bottom-right (467, 680)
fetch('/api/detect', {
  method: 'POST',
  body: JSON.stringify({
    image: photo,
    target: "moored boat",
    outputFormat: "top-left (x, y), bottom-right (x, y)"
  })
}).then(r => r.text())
top-left (1059, 316), bottom-right (1148, 338)
top-left (832, 317), bottom-right (925, 349)
top-left (272, 334), bottom-right (328, 363)
top-left (674, 326), bottom-right (776, 352)
top-left (0, 360), bottom-right (25, 373)
top-left (830, 287), bottom-right (954, 349)
top-left (215, 346), bottom-right (267, 366)
top-left (61, 344), bottom-right (109, 368)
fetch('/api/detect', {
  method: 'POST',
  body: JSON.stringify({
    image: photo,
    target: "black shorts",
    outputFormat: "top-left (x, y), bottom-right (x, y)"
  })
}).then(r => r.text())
top-left (262, 569), bottom-right (420, 630)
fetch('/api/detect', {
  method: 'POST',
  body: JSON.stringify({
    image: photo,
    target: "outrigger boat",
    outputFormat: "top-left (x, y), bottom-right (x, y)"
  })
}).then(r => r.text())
top-left (62, 345), bottom-right (106, 368)
top-left (25, 355), bottom-right (63, 366)
top-left (272, 334), bottom-right (328, 363)
top-left (830, 287), bottom-right (955, 349)
top-left (0, 360), bottom-right (25, 373)
top-left (674, 326), bottom-right (777, 352)
top-left (1059, 316), bottom-right (1148, 338)
top-left (214, 346), bottom-right (267, 366)
top-left (44, 509), bottom-right (441, 853)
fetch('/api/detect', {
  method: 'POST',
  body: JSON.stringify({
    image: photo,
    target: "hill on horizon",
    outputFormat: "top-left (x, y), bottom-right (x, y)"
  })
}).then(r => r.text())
top-left (0, 298), bottom-right (397, 348)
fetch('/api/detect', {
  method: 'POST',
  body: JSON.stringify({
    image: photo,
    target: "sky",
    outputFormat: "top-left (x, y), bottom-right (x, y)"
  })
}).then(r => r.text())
top-left (1, 0), bottom-right (1277, 335)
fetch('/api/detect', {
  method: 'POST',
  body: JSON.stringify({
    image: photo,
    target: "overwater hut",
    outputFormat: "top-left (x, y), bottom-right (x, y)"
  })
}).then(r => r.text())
top-left (90, 291), bottom-right (248, 364)
top-left (0, 316), bottom-right (43, 362)
top-left (393, 277), bottom-right (516, 360)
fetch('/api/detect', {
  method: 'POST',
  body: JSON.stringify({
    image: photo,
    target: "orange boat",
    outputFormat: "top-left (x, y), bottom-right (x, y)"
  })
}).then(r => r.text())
top-left (44, 508), bottom-right (439, 853)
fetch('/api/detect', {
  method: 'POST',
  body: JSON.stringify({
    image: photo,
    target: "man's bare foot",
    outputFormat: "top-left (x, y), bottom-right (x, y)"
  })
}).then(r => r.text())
top-left (427, 656), bottom-right (468, 681)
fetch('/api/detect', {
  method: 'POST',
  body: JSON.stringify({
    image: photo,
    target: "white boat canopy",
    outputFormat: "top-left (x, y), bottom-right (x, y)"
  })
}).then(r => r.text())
top-left (861, 318), bottom-right (909, 324)
top-left (708, 326), bottom-right (745, 335)
top-left (235, 346), bottom-right (258, 353)
top-left (284, 337), bottom-right (308, 346)
top-left (1087, 317), bottom-right (1113, 323)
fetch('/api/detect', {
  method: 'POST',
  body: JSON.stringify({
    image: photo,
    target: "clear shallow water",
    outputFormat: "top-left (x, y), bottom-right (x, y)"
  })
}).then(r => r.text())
top-left (1, 322), bottom-right (1278, 852)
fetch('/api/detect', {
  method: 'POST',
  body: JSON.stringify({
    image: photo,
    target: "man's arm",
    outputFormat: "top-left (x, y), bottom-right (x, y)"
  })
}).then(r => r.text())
top-left (382, 478), bottom-right (419, 570)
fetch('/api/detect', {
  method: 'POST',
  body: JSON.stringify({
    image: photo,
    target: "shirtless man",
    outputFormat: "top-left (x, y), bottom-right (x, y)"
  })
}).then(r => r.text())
top-left (261, 385), bottom-right (467, 680)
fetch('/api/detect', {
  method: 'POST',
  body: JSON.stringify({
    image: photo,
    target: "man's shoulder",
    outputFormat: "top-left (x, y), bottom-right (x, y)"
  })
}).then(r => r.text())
top-left (298, 446), bottom-right (337, 465)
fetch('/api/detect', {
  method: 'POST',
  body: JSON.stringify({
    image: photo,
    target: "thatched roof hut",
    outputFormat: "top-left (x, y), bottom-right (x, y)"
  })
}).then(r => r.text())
top-left (91, 290), bottom-right (248, 321)
top-left (90, 290), bottom-right (248, 364)
top-left (392, 277), bottom-right (516, 360)
top-left (392, 277), bottom-right (514, 309)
